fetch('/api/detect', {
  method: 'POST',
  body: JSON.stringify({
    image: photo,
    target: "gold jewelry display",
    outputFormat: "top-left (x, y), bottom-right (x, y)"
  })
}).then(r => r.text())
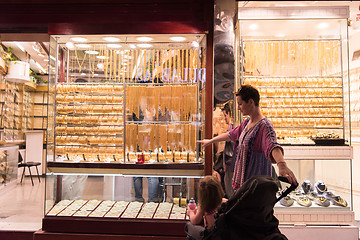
top-left (74, 50), bottom-right (87, 73)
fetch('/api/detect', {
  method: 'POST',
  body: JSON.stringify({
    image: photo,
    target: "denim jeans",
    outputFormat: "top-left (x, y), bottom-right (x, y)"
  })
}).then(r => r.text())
top-left (133, 177), bottom-right (160, 202)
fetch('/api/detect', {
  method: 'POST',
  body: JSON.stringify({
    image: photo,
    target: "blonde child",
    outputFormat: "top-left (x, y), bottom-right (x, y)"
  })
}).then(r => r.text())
top-left (187, 176), bottom-right (224, 228)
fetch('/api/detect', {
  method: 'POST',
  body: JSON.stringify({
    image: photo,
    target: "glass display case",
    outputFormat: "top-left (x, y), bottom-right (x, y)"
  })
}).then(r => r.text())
top-left (236, 7), bottom-right (354, 225)
top-left (43, 34), bottom-right (207, 237)
top-left (236, 17), bottom-right (351, 145)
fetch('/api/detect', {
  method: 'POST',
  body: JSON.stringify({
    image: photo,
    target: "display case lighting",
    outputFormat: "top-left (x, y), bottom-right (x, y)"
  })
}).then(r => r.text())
top-left (97, 63), bottom-right (104, 69)
top-left (66, 42), bottom-right (75, 50)
top-left (84, 50), bottom-right (99, 55)
top-left (137, 43), bottom-right (152, 48)
top-left (136, 37), bottom-right (153, 42)
top-left (191, 41), bottom-right (199, 48)
top-left (107, 44), bottom-right (122, 48)
top-left (317, 22), bottom-right (329, 29)
top-left (71, 37), bottom-right (88, 42)
top-left (170, 36), bottom-right (186, 42)
top-left (249, 23), bottom-right (259, 30)
top-left (96, 55), bottom-right (107, 59)
top-left (103, 37), bottom-right (120, 42)
top-left (76, 44), bottom-right (91, 49)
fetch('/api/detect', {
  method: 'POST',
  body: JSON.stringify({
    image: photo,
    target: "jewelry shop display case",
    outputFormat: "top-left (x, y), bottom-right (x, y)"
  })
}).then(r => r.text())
top-left (42, 34), bottom-right (207, 238)
top-left (236, 7), bottom-right (354, 226)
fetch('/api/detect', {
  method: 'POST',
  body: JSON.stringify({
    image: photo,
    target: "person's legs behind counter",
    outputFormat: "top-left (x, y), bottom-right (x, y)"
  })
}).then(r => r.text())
top-left (133, 177), bottom-right (161, 202)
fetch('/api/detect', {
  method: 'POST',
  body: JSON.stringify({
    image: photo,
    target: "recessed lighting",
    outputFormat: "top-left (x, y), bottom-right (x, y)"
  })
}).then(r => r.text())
top-left (137, 43), bottom-right (152, 48)
top-left (317, 22), bottom-right (329, 29)
top-left (107, 44), bottom-right (122, 48)
top-left (191, 41), bottom-right (199, 48)
top-left (97, 63), bottom-right (104, 69)
top-left (35, 61), bottom-right (46, 73)
top-left (170, 36), bottom-right (186, 42)
top-left (66, 42), bottom-right (75, 49)
top-left (249, 24), bottom-right (259, 30)
top-left (136, 37), bottom-right (153, 42)
top-left (103, 37), bottom-right (120, 42)
top-left (96, 55), bottom-right (107, 59)
top-left (76, 44), bottom-right (91, 49)
top-left (84, 50), bottom-right (99, 55)
top-left (275, 34), bottom-right (285, 38)
top-left (15, 42), bottom-right (25, 52)
top-left (71, 37), bottom-right (88, 42)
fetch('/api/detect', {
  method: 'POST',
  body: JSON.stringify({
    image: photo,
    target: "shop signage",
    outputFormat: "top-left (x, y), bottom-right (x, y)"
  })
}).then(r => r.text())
top-left (136, 67), bottom-right (206, 82)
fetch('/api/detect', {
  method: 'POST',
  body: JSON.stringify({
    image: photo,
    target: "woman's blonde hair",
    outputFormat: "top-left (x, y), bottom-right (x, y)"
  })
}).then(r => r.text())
top-left (198, 176), bottom-right (224, 213)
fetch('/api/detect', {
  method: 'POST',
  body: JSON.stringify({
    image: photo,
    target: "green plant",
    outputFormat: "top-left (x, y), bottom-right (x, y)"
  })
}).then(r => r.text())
top-left (30, 70), bottom-right (47, 84)
top-left (2, 47), bottom-right (20, 64)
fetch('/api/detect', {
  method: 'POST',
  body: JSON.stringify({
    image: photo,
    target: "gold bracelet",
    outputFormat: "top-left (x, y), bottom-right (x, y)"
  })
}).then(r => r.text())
top-left (276, 162), bottom-right (286, 166)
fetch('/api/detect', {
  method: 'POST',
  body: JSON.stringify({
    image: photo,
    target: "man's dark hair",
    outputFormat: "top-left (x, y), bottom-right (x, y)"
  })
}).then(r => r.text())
top-left (221, 102), bottom-right (232, 116)
top-left (234, 85), bottom-right (260, 106)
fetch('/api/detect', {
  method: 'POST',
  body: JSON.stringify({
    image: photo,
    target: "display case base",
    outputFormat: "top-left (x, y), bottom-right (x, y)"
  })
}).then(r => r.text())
top-left (275, 210), bottom-right (355, 225)
top-left (279, 225), bottom-right (359, 240)
top-left (34, 230), bottom-right (185, 240)
top-left (42, 217), bottom-right (187, 238)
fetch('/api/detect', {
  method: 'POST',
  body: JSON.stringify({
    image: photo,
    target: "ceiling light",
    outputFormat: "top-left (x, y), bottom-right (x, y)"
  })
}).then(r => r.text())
top-left (97, 63), bottom-right (104, 69)
top-left (15, 42), bottom-right (25, 52)
top-left (71, 37), bottom-right (88, 42)
top-left (80, 73), bottom-right (86, 76)
top-left (103, 37), bottom-right (120, 42)
top-left (44, 59), bottom-right (49, 62)
top-left (38, 53), bottom-right (45, 57)
top-left (76, 44), bottom-right (91, 49)
top-left (191, 41), bottom-right (199, 48)
top-left (84, 50), bottom-right (99, 55)
top-left (275, 34), bottom-right (285, 38)
top-left (129, 44), bottom-right (136, 49)
top-left (137, 44), bottom-right (152, 48)
top-left (35, 61), bottom-right (46, 73)
top-left (249, 24), bottom-right (259, 30)
top-left (32, 44), bottom-right (41, 53)
top-left (107, 44), bottom-right (122, 48)
top-left (96, 55), bottom-right (107, 59)
top-left (66, 42), bottom-right (75, 50)
top-left (136, 37), bottom-right (153, 42)
top-left (170, 36), bottom-right (186, 42)
top-left (317, 22), bottom-right (329, 29)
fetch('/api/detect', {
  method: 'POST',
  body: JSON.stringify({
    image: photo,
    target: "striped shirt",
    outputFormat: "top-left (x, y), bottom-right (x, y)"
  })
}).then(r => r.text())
top-left (227, 118), bottom-right (282, 190)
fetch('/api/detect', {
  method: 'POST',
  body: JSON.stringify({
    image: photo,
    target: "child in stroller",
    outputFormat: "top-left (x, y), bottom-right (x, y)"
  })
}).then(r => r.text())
top-left (187, 176), bottom-right (225, 229)
top-left (185, 175), bottom-right (297, 240)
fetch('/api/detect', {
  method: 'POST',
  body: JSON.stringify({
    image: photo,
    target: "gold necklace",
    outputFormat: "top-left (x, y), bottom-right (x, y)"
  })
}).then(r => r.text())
top-left (75, 50), bottom-right (87, 73)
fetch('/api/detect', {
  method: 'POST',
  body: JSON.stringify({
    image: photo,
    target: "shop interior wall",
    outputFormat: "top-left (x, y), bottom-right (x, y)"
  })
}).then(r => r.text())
top-left (349, 30), bottom-right (360, 220)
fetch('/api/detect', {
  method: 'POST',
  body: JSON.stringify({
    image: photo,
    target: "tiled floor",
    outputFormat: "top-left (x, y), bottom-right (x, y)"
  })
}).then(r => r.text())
top-left (0, 177), bottom-right (44, 231)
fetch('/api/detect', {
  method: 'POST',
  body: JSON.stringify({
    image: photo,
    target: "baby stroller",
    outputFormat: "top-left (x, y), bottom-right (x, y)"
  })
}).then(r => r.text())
top-left (185, 175), bottom-right (298, 240)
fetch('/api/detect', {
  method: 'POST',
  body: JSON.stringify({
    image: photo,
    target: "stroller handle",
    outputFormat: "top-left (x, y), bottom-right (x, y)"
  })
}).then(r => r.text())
top-left (276, 176), bottom-right (298, 203)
